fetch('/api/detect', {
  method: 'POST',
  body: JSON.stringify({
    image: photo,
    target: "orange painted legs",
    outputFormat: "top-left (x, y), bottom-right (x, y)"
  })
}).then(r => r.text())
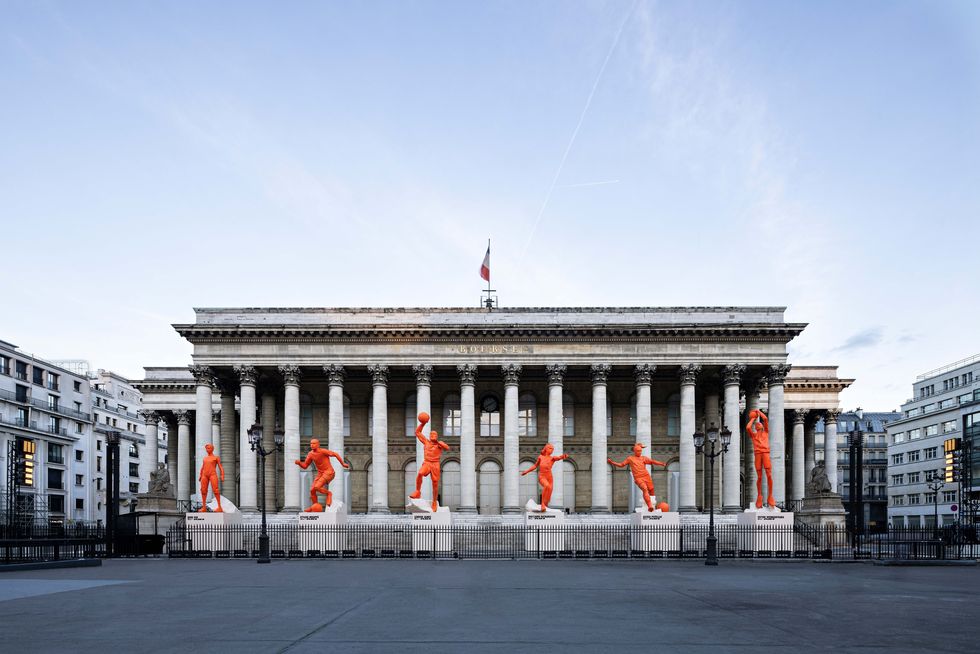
top-left (411, 463), bottom-right (441, 511)
top-left (539, 479), bottom-right (554, 510)
top-left (199, 474), bottom-right (221, 512)
top-left (306, 472), bottom-right (334, 512)
top-left (754, 453), bottom-right (776, 508)
top-left (640, 479), bottom-right (655, 511)
top-left (430, 471), bottom-right (441, 512)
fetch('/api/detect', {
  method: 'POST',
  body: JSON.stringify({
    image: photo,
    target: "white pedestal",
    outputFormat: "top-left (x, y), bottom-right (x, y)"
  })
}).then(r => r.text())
top-left (524, 501), bottom-right (565, 552)
top-left (297, 502), bottom-right (348, 552)
top-left (737, 508), bottom-right (795, 551)
top-left (630, 508), bottom-right (680, 551)
top-left (407, 500), bottom-right (452, 552)
top-left (185, 511), bottom-right (242, 551)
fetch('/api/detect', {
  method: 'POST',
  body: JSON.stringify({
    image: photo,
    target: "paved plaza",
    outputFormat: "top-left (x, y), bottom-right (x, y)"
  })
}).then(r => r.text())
top-left (0, 560), bottom-right (977, 653)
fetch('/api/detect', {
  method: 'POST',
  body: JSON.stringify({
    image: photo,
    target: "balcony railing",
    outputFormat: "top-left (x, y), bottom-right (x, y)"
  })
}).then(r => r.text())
top-left (46, 425), bottom-right (68, 437)
top-left (26, 395), bottom-right (91, 421)
top-left (47, 381), bottom-right (59, 391)
top-left (15, 371), bottom-right (27, 380)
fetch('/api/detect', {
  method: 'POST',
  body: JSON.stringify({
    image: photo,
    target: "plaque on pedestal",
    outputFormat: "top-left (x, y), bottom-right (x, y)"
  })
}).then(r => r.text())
top-left (407, 499), bottom-right (452, 552)
top-left (298, 502), bottom-right (348, 552)
top-left (737, 507), bottom-right (795, 551)
top-left (186, 510), bottom-right (242, 551)
top-left (524, 500), bottom-right (565, 552)
top-left (630, 507), bottom-right (680, 551)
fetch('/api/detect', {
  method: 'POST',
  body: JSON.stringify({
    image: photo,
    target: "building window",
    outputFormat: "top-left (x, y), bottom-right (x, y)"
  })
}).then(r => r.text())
top-left (924, 447), bottom-right (938, 459)
top-left (480, 394), bottom-right (501, 437)
top-left (405, 393), bottom-right (417, 437)
top-left (129, 482), bottom-right (140, 494)
top-left (478, 460), bottom-right (501, 514)
top-left (75, 498), bottom-right (84, 510)
top-left (893, 495), bottom-right (905, 506)
top-left (75, 421), bottom-right (83, 434)
top-left (517, 393), bottom-right (537, 437)
top-left (925, 492), bottom-right (936, 504)
top-left (907, 450), bottom-right (920, 463)
top-left (15, 360), bottom-right (28, 380)
top-left (73, 380), bottom-right (81, 392)
top-left (48, 443), bottom-right (64, 464)
top-left (129, 444), bottom-right (139, 458)
top-left (943, 491), bottom-right (957, 503)
top-left (48, 469), bottom-right (64, 490)
top-left (942, 420), bottom-right (957, 433)
top-left (33, 366), bottom-right (45, 385)
top-left (300, 394), bottom-right (313, 437)
top-left (891, 474), bottom-right (904, 486)
top-left (939, 398), bottom-right (956, 409)
top-left (75, 474), bottom-right (84, 486)
top-left (892, 453), bottom-right (904, 465)
top-left (908, 493), bottom-right (920, 505)
top-left (563, 395), bottom-right (575, 437)
top-left (960, 393), bottom-right (973, 404)
top-left (442, 393), bottom-right (461, 437)
top-left (441, 460), bottom-right (461, 510)
top-left (129, 463), bottom-right (139, 477)
top-left (925, 425), bottom-right (938, 437)
top-left (907, 428), bottom-right (921, 440)
top-left (48, 495), bottom-right (65, 513)
top-left (15, 384), bottom-right (28, 403)
top-left (75, 450), bottom-right (83, 462)
top-left (48, 373), bottom-right (59, 391)
top-left (667, 394), bottom-right (680, 437)
top-left (907, 472), bottom-right (920, 484)
top-left (97, 456), bottom-right (102, 472)
top-left (0, 355), bottom-right (9, 375)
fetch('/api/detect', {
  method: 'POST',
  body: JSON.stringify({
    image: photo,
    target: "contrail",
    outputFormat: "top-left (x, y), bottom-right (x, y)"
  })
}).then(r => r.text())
top-left (558, 179), bottom-right (621, 189)
top-left (521, 0), bottom-right (637, 258)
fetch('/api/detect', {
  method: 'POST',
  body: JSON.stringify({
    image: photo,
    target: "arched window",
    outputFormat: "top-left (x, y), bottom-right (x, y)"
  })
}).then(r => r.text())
top-left (518, 393), bottom-right (537, 437)
top-left (607, 463), bottom-right (615, 512)
top-left (563, 395), bottom-right (575, 437)
top-left (667, 461), bottom-right (680, 509)
top-left (667, 393), bottom-right (680, 437)
top-left (607, 396), bottom-right (613, 437)
top-left (561, 460), bottom-right (575, 511)
top-left (519, 458), bottom-right (538, 506)
top-left (443, 393), bottom-right (461, 437)
top-left (441, 461), bottom-right (461, 510)
top-left (343, 394), bottom-right (351, 437)
top-left (300, 393), bottom-right (314, 437)
top-left (405, 460), bottom-right (417, 500)
top-left (480, 394), bottom-right (500, 437)
top-left (478, 460), bottom-right (501, 513)
top-left (366, 462), bottom-right (373, 510)
top-left (405, 393), bottom-right (417, 437)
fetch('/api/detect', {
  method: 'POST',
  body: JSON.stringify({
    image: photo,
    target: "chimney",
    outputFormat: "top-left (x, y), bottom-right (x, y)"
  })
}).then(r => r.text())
top-left (855, 407), bottom-right (864, 420)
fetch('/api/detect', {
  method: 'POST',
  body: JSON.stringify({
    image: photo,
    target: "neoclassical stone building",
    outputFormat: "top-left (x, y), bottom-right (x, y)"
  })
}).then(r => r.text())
top-left (135, 307), bottom-right (852, 516)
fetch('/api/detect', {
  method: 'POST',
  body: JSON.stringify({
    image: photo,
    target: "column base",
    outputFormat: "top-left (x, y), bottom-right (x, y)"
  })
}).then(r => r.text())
top-left (502, 506), bottom-right (522, 515)
top-left (722, 505), bottom-right (742, 514)
top-left (590, 507), bottom-right (611, 514)
top-left (455, 506), bottom-right (478, 514)
top-left (368, 507), bottom-right (391, 515)
top-left (679, 505), bottom-right (698, 513)
top-left (239, 505), bottom-right (259, 513)
top-left (283, 505), bottom-right (300, 513)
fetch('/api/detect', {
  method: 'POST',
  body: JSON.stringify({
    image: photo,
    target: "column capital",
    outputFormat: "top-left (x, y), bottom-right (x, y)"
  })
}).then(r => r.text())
top-left (633, 363), bottom-right (655, 385)
top-left (678, 363), bottom-right (701, 386)
top-left (590, 363), bottom-right (611, 384)
top-left (457, 363), bottom-right (478, 385)
top-left (278, 364), bottom-right (302, 386)
top-left (766, 363), bottom-right (792, 386)
top-left (793, 408), bottom-right (809, 425)
top-left (824, 408), bottom-right (842, 424)
top-left (189, 365), bottom-right (215, 386)
top-left (323, 364), bottom-right (346, 385)
top-left (413, 363), bottom-right (433, 386)
top-left (138, 410), bottom-right (160, 425)
top-left (502, 363), bottom-right (522, 385)
top-left (173, 409), bottom-right (191, 426)
top-left (233, 364), bottom-right (258, 386)
top-left (546, 363), bottom-right (567, 386)
top-left (722, 364), bottom-right (746, 386)
top-left (368, 364), bottom-right (389, 386)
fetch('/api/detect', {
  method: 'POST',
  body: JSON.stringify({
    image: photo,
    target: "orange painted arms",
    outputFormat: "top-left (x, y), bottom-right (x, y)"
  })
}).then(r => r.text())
top-left (415, 422), bottom-right (427, 445)
top-left (295, 452), bottom-right (314, 469)
top-left (217, 456), bottom-right (225, 482)
top-left (329, 450), bottom-right (351, 469)
top-left (644, 457), bottom-right (666, 468)
top-left (521, 459), bottom-right (540, 476)
top-left (607, 457), bottom-right (628, 468)
top-left (438, 440), bottom-right (450, 451)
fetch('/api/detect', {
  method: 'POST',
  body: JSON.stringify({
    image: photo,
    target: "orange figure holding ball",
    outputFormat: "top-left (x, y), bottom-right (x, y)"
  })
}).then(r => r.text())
top-left (295, 439), bottom-right (349, 512)
top-left (747, 409), bottom-right (776, 508)
top-left (608, 443), bottom-right (667, 512)
top-left (521, 443), bottom-right (568, 511)
top-left (198, 443), bottom-right (225, 512)
top-left (410, 412), bottom-right (450, 512)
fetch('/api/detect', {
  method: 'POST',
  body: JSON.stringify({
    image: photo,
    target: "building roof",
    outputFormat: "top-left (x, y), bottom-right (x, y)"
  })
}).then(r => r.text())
top-left (815, 411), bottom-right (901, 434)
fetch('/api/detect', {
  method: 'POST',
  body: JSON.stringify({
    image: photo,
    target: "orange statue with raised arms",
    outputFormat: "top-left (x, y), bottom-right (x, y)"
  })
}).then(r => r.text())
top-left (410, 412), bottom-right (450, 512)
top-left (521, 443), bottom-right (568, 511)
top-left (747, 409), bottom-right (776, 508)
top-left (198, 443), bottom-right (225, 513)
top-left (608, 443), bottom-right (666, 512)
top-left (295, 439), bottom-right (349, 512)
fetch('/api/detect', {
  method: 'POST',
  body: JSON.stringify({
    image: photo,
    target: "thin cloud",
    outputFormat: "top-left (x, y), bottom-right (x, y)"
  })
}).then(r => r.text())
top-left (835, 327), bottom-right (884, 352)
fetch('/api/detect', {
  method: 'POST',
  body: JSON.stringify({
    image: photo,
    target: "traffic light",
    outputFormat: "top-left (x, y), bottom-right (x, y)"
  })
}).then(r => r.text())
top-left (944, 438), bottom-right (962, 483)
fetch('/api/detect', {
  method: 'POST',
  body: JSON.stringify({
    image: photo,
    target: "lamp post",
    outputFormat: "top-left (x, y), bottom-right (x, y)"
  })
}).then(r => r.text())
top-left (248, 422), bottom-right (284, 564)
top-left (927, 470), bottom-right (945, 538)
top-left (694, 423), bottom-right (732, 566)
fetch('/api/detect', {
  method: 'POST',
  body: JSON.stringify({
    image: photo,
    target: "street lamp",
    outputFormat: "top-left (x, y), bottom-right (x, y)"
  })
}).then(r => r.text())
top-left (694, 423), bottom-right (732, 566)
top-left (249, 422), bottom-right (284, 564)
top-left (927, 470), bottom-right (945, 538)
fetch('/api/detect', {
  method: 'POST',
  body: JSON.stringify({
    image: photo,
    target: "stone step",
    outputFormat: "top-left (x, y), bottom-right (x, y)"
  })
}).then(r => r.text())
top-left (232, 511), bottom-right (742, 527)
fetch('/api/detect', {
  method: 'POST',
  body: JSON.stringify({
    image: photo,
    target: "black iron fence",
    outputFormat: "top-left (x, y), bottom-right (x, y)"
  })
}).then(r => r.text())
top-left (163, 522), bottom-right (979, 561)
top-left (1, 523), bottom-right (106, 564)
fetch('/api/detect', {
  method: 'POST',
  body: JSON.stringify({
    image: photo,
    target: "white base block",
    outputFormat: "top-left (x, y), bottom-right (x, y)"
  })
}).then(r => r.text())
top-left (186, 511), bottom-right (242, 551)
top-left (297, 502), bottom-right (348, 552)
top-left (630, 508), bottom-right (680, 551)
top-left (524, 505), bottom-right (565, 551)
top-left (737, 508), bottom-right (795, 551)
top-left (411, 506), bottom-right (452, 552)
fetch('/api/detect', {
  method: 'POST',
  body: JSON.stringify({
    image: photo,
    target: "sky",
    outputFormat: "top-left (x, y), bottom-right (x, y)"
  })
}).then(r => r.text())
top-left (1, 1), bottom-right (978, 410)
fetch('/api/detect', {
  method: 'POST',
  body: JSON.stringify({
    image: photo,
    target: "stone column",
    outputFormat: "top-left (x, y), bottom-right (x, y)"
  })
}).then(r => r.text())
top-left (235, 365), bottom-right (258, 511)
top-left (190, 365), bottom-right (214, 480)
top-left (457, 364), bottom-right (478, 513)
top-left (546, 364), bottom-right (568, 510)
top-left (767, 364), bottom-right (790, 505)
top-left (324, 364), bottom-right (346, 506)
top-left (368, 365), bottom-right (389, 513)
top-left (678, 364), bottom-right (700, 513)
top-left (502, 363), bottom-right (522, 514)
top-left (211, 411), bottom-right (221, 457)
top-left (166, 416), bottom-right (178, 492)
top-left (174, 409), bottom-right (191, 503)
top-left (413, 364), bottom-right (434, 502)
top-left (280, 365), bottom-right (301, 512)
top-left (590, 363), bottom-right (611, 513)
top-left (260, 391), bottom-right (277, 512)
top-left (804, 416), bottom-right (816, 483)
top-left (744, 379), bottom-right (762, 507)
top-left (792, 409), bottom-right (808, 502)
top-left (219, 392), bottom-right (237, 504)
top-left (704, 392), bottom-right (721, 509)
top-left (138, 410), bottom-right (159, 493)
top-left (824, 409), bottom-right (841, 494)
top-left (722, 364), bottom-right (745, 512)
top-left (634, 364), bottom-right (654, 510)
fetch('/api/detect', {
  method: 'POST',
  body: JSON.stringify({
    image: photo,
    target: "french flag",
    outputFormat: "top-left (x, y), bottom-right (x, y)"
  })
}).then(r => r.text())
top-left (479, 243), bottom-right (490, 282)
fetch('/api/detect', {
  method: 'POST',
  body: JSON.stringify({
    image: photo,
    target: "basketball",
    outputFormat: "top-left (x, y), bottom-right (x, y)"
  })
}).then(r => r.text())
top-left (657, 502), bottom-right (669, 512)
top-left (418, 412), bottom-right (430, 424)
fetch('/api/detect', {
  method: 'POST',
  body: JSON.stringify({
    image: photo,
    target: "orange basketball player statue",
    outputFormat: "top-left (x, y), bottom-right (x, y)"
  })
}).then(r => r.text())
top-left (410, 412), bottom-right (450, 512)
top-left (747, 409), bottom-right (776, 508)
top-left (198, 443), bottom-right (225, 513)
top-left (521, 443), bottom-right (568, 511)
top-left (295, 439), bottom-right (350, 512)
top-left (608, 443), bottom-right (666, 512)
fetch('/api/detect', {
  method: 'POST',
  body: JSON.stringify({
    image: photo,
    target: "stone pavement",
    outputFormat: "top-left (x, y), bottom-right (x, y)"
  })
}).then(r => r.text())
top-left (0, 560), bottom-right (977, 653)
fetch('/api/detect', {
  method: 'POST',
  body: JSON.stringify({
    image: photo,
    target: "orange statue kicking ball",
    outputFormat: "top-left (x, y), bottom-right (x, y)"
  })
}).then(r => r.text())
top-left (608, 443), bottom-right (667, 512)
top-left (295, 439), bottom-right (349, 512)
top-left (747, 409), bottom-right (776, 509)
top-left (521, 443), bottom-right (568, 511)
top-left (410, 412), bottom-right (450, 512)
top-left (198, 443), bottom-right (225, 512)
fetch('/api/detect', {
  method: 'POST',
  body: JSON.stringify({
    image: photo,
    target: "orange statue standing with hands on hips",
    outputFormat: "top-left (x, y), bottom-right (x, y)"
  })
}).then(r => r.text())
top-left (295, 439), bottom-right (349, 512)
top-left (521, 443), bottom-right (568, 511)
top-left (410, 412), bottom-right (450, 512)
top-left (198, 443), bottom-right (225, 512)
top-left (608, 443), bottom-right (666, 512)
top-left (747, 409), bottom-right (776, 508)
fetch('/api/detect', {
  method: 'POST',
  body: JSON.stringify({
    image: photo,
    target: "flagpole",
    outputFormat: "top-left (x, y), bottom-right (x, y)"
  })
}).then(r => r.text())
top-left (486, 237), bottom-right (491, 295)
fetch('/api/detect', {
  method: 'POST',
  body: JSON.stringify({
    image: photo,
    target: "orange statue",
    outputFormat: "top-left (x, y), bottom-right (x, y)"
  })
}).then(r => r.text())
top-left (747, 409), bottom-right (776, 508)
top-left (520, 443), bottom-right (568, 511)
top-left (608, 443), bottom-right (666, 512)
top-left (409, 412), bottom-right (450, 512)
top-left (657, 501), bottom-right (670, 512)
top-left (198, 443), bottom-right (225, 513)
top-left (295, 439), bottom-right (350, 512)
